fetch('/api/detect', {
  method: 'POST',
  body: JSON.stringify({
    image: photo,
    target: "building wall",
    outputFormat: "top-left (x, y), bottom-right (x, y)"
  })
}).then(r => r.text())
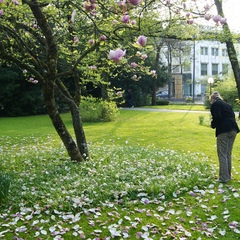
top-left (160, 40), bottom-right (239, 98)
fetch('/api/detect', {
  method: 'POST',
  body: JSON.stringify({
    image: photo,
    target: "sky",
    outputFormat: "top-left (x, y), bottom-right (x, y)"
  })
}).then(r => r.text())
top-left (222, 0), bottom-right (240, 32)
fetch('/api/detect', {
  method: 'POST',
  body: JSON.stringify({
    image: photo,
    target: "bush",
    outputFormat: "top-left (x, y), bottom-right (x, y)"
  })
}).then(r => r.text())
top-left (0, 171), bottom-right (11, 205)
top-left (79, 97), bottom-right (119, 122)
top-left (199, 115), bottom-right (205, 125)
top-left (156, 99), bottom-right (169, 105)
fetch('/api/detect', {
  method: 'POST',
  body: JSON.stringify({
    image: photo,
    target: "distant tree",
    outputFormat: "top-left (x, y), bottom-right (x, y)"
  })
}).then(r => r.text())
top-left (0, 64), bottom-right (45, 116)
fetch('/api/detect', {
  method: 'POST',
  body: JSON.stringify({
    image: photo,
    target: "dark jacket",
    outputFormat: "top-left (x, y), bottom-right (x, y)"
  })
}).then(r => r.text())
top-left (210, 98), bottom-right (239, 137)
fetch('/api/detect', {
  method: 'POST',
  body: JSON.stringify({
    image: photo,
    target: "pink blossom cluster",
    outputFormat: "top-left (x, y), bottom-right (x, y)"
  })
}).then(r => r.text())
top-left (121, 14), bottom-right (137, 25)
top-left (108, 35), bottom-right (147, 63)
top-left (137, 35), bottom-right (147, 47)
top-left (212, 15), bottom-right (227, 25)
top-left (87, 35), bottom-right (107, 45)
top-left (83, 0), bottom-right (97, 15)
top-left (89, 65), bottom-right (97, 70)
top-left (108, 49), bottom-right (126, 62)
top-left (28, 77), bottom-right (38, 84)
top-left (136, 51), bottom-right (147, 60)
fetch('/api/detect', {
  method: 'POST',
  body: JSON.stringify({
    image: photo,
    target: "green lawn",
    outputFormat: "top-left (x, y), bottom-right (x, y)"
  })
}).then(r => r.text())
top-left (1, 107), bottom-right (240, 239)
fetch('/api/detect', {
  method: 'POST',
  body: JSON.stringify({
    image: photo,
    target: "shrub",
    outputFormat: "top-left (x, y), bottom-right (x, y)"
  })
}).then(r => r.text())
top-left (185, 96), bottom-right (193, 103)
top-left (199, 115), bottom-right (205, 125)
top-left (156, 99), bottom-right (169, 105)
top-left (80, 97), bottom-right (119, 122)
top-left (0, 171), bottom-right (11, 205)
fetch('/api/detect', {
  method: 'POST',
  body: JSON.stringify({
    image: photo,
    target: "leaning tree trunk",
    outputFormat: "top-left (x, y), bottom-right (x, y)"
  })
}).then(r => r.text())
top-left (55, 82), bottom-right (89, 159)
top-left (214, 0), bottom-right (240, 118)
top-left (44, 81), bottom-right (84, 162)
top-left (69, 101), bottom-right (89, 159)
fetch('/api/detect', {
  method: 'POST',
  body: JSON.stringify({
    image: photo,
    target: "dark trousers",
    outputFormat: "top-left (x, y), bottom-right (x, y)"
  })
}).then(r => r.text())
top-left (217, 131), bottom-right (237, 182)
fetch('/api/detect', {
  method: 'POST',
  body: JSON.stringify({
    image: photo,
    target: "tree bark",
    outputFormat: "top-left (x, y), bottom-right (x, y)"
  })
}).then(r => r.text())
top-left (44, 81), bottom-right (84, 162)
top-left (28, 2), bottom-right (85, 161)
top-left (55, 81), bottom-right (89, 159)
top-left (152, 45), bottom-right (160, 106)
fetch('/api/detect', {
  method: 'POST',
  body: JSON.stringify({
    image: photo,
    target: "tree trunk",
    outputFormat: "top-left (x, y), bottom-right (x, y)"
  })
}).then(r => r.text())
top-left (69, 101), bottom-right (89, 159)
top-left (152, 45), bottom-right (161, 106)
top-left (55, 81), bottom-right (89, 159)
top-left (44, 82), bottom-right (83, 162)
top-left (214, 0), bottom-right (240, 118)
top-left (214, 0), bottom-right (240, 103)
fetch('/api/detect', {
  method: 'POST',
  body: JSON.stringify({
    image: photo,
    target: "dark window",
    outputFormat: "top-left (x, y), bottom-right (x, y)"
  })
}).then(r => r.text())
top-left (201, 63), bottom-right (208, 75)
top-left (212, 64), bottom-right (218, 75)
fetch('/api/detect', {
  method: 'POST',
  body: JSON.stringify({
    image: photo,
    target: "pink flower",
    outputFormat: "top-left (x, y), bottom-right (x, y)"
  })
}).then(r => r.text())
top-left (136, 51), bottom-right (141, 56)
top-left (212, 15), bottom-right (221, 23)
top-left (166, 0), bottom-right (170, 5)
top-left (89, 39), bottom-right (95, 45)
top-left (137, 35), bottom-right (147, 46)
top-left (121, 15), bottom-right (130, 23)
top-left (89, 65), bottom-right (97, 70)
top-left (136, 232), bottom-right (142, 238)
top-left (129, 0), bottom-right (142, 6)
top-left (151, 70), bottom-right (156, 76)
top-left (131, 62), bottom-right (138, 68)
top-left (117, 91), bottom-right (123, 97)
top-left (29, 77), bottom-right (38, 84)
top-left (0, 9), bottom-right (4, 16)
top-left (100, 35), bottom-right (107, 41)
top-left (204, 3), bottom-right (210, 11)
top-left (108, 49), bottom-right (126, 62)
top-left (83, 1), bottom-right (96, 11)
top-left (220, 17), bottom-right (227, 25)
top-left (12, 0), bottom-right (20, 5)
top-left (187, 19), bottom-right (194, 24)
top-left (204, 14), bottom-right (211, 21)
top-left (130, 20), bottom-right (136, 25)
top-left (141, 54), bottom-right (147, 59)
top-left (74, 37), bottom-right (79, 44)
top-left (132, 75), bottom-right (138, 80)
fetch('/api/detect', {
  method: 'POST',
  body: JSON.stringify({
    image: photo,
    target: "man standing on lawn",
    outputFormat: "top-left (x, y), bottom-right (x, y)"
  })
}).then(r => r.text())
top-left (209, 91), bottom-right (239, 183)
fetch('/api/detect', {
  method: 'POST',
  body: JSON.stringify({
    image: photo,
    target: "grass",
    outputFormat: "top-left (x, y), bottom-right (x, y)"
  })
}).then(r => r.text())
top-left (1, 106), bottom-right (240, 239)
top-left (142, 104), bottom-right (208, 111)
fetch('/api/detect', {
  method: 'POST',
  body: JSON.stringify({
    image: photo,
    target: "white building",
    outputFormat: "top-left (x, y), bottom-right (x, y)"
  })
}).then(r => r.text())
top-left (160, 40), bottom-right (239, 99)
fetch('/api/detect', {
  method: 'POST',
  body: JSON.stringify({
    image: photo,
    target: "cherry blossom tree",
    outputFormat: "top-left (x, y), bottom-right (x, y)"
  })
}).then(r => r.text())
top-left (0, 0), bottom-right (215, 161)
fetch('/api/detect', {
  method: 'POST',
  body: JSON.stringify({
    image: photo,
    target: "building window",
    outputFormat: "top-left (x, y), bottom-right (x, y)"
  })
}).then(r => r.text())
top-left (211, 48), bottom-right (219, 56)
top-left (172, 65), bottom-right (180, 73)
top-left (222, 49), bottom-right (228, 57)
top-left (222, 64), bottom-right (229, 75)
top-left (201, 63), bottom-right (208, 75)
top-left (200, 47), bottom-right (208, 55)
top-left (212, 64), bottom-right (218, 75)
